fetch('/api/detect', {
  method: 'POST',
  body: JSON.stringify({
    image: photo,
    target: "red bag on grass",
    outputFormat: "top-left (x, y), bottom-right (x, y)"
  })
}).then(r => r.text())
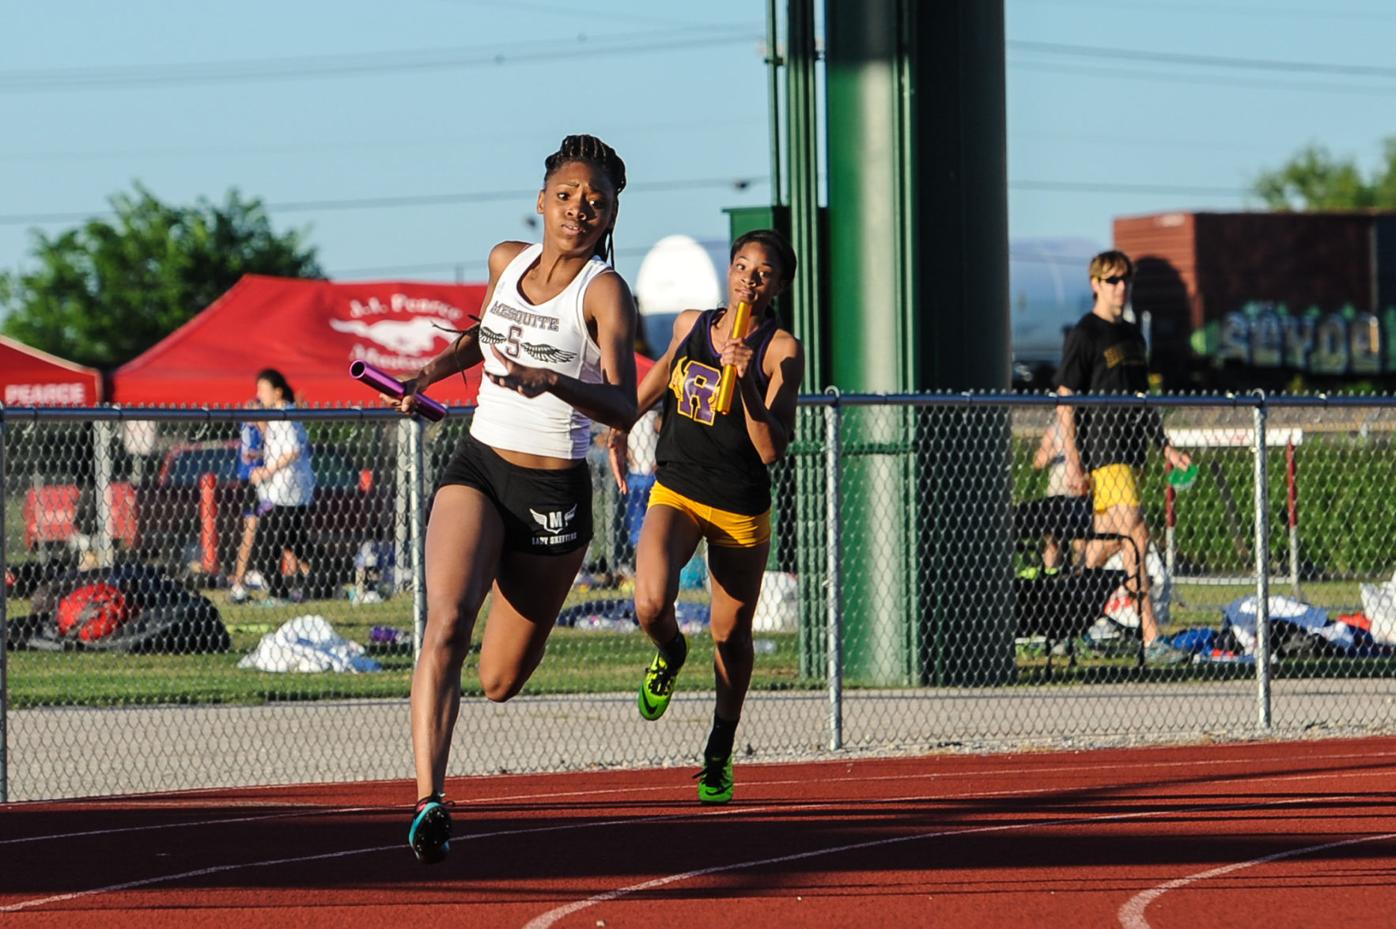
top-left (55, 582), bottom-right (130, 642)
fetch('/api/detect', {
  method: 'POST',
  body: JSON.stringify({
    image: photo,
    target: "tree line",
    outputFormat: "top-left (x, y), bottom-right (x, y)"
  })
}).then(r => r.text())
top-left (0, 185), bottom-right (320, 369)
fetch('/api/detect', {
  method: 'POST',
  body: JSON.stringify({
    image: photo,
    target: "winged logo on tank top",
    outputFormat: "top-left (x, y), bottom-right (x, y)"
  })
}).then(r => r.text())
top-left (520, 342), bottom-right (578, 364)
top-left (479, 324), bottom-right (578, 364)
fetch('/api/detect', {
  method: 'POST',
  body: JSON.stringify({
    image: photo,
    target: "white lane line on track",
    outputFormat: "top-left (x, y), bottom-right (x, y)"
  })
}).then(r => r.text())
top-left (15, 742), bottom-right (1387, 804)
top-left (0, 806), bottom-right (380, 847)
top-left (519, 793), bottom-right (1337, 929)
top-left (1117, 831), bottom-right (1396, 929)
top-left (0, 843), bottom-right (399, 912)
top-left (0, 790), bottom-right (1222, 916)
top-left (12, 749), bottom-right (1396, 848)
top-left (521, 764), bottom-right (1396, 929)
top-left (0, 802), bottom-right (768, 913)
top-left (4, 760), bottom-right (1393, 915)
top-left (467, 747), bottom-right (1396, 805)
top-left (11, 746), bottom-right (1394, 810)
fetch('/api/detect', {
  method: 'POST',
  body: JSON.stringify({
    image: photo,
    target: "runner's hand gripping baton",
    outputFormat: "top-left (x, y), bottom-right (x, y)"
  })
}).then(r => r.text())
top-left (713, 301), bottom-right (750, 415)
top-left (349, 360), bottom-right (447, 422)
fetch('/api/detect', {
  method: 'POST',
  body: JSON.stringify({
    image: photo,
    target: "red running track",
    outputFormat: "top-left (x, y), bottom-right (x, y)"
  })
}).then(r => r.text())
top-left (2, 736), bottom-right (1395, 928)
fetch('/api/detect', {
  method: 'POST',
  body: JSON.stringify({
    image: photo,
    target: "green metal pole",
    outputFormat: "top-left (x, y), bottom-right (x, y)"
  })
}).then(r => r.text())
top-left (824, 0), bottom-right (916, 684)
top-left (767, 0), bottom-right (783, 207)
top-left (824, 0), bottom-right (1012, 685)
top-left (911, 3), bottom-right (1010, 390)
top-left (825, 1), bottom-right (1011, 387)
top-left (786, 0), bottom-right (833, 680)
top-left (826, 0), bottom-right (912, 393)
top-left (787, 0), bottom-right (823, 388)
top-left (911, 1), bottom-right (1014, 686)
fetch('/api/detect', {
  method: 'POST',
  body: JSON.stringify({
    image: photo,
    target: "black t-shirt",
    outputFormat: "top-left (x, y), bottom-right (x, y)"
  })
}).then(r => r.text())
top-left (1054, 312), bottom-right (1164, 470)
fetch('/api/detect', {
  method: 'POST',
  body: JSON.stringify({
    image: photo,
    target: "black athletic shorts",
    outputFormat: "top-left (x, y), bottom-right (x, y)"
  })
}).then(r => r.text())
top-left (436, 433), bottom-right (593, 556)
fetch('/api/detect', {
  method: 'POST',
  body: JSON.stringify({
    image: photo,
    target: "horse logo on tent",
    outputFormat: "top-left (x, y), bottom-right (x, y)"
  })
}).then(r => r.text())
top-left (329, 316), bottom-right (458, 355)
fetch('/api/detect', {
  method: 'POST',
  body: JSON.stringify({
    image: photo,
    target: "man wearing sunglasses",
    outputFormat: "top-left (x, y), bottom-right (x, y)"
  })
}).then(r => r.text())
top-left (1054, 250), bottom-right (1193, 665)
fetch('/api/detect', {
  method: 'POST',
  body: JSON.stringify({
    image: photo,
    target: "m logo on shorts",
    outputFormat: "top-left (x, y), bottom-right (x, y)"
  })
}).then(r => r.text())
top-left (529, 504), bottom-right (579, 546)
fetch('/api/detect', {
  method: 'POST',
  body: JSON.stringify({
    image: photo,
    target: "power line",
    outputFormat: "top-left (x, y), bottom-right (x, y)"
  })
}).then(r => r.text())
top-left (1015, 128), bottom-right (1269, 154)
top-left (2, 176), bottom-right (1251, 229)
top-left (443, 0), bottom-right (717, 30)
top-left (1011, 59), bottom-right (1396, 98)
top-left (328, 238), bottom-right (731, 279)
top-left (1008, 250), bottom-right (1100, 266)
top-left (0, 27), bottom-right (758, 93)
top-left (329, 245), bottom-right (1128, 280)
top-left (0, 177), bottom-right (769, 227)
top-left (1009, 0), bottom-right (1396, 25)
top-left (329, 260), bottom-right (482, 279)
top-left (0, 116), bottom-right (766, 164)
top-left (1011, 180), bottom-right (1250, 197)
top-left (1009, 40), bottom-right (1396, 80)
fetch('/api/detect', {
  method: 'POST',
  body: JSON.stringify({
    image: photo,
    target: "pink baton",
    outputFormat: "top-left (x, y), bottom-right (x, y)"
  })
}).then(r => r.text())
top-left (349, 361), bottom-right (447, 422)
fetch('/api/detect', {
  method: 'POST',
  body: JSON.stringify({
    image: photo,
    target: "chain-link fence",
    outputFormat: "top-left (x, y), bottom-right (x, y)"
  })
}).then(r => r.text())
top-left (3, 394), bottom-right (1396, 800)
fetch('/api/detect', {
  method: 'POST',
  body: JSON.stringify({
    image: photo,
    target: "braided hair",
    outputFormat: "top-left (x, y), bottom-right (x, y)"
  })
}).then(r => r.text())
top-left (543, 134), bottom-right (627, 264)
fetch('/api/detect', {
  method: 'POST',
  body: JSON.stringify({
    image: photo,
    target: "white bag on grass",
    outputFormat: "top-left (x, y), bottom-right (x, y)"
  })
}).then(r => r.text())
top-left (1359, 570), bottom-right (1396, 646)
top-left (237, 615), bottom-right (381, 673)
top-left (753, 571), bottom-right (798, 633)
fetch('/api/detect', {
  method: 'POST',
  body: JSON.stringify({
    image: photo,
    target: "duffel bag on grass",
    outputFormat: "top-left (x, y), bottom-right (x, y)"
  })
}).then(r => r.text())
top-left (25, 562), bottom-right (231, 654)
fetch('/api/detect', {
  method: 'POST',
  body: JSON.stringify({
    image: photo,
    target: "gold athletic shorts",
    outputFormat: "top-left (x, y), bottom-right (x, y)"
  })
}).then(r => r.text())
top-left (1090, 463), bottom-right (1141, 512)
top-left (647, 481), bottom-right (771, 548)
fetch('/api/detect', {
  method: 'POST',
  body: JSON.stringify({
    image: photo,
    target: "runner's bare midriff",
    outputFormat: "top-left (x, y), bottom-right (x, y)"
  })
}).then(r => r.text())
top-left (491, 445), bottom-right (584, 471)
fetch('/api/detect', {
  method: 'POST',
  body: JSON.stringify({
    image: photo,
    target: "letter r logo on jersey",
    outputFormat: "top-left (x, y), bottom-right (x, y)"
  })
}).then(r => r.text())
top-left (670, 360), bottom-right (721, 426)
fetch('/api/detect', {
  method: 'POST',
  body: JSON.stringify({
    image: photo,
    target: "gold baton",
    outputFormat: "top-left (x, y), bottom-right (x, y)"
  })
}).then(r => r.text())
top-left (713, 301), bottom-right (751, 415)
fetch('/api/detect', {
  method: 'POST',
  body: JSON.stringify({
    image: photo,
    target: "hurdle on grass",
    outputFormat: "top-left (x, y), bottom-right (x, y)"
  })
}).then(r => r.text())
top-left (1165, 427), bottom-right (1303, 596)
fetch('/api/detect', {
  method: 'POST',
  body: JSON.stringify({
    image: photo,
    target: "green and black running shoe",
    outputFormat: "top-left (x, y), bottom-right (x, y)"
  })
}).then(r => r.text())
top-left (695, 754), bottom-right (734, 804)
top-left (638, 652), bottom-right (681, 721)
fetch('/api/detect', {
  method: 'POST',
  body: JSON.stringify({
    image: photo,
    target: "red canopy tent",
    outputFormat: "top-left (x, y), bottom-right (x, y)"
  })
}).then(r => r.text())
top-left (113, 275), bottom-right (488, 406)
top-left (0, 335), bottom-right (103, 405)
top-left (112, 274), bottom-right (653, 406)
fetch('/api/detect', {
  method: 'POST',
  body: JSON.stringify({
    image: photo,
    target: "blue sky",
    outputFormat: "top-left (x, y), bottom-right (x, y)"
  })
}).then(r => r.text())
top-left (3, 0), bottom-right (1393, 306)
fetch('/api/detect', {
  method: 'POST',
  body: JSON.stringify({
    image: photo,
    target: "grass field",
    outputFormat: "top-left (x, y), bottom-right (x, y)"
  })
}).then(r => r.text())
top-left (2, 586), bottom-right (811, 709)
top-left (3, 580), bottom-right (1390, 709)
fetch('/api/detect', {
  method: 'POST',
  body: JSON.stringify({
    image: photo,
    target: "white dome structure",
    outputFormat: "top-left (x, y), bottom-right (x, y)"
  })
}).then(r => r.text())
top-left (634, 234), bottom-right (723, 317)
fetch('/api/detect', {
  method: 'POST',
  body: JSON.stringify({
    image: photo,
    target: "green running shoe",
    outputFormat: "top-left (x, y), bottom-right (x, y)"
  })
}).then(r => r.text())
top-left (695, 754), bottom-right (734, 804)
top-left (638, 652), bottom-right (680, 721)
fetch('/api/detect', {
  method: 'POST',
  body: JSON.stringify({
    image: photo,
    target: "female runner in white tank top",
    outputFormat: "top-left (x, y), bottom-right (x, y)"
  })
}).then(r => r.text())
top-left (385, 135), bottom-right (637, 864)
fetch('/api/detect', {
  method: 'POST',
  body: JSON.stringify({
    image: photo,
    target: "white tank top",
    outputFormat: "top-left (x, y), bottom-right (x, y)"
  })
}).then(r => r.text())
top-left (469, 243), bottom-right (608, 459)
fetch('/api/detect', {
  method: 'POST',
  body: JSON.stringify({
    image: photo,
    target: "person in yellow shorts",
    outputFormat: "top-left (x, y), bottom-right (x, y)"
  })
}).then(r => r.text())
top-left (1054, 250), bottom-right (1193, 664)
top-left (1090, 462), bottom-right (1140, 511)
top-left (608, 229), bottom-right (803, 804)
